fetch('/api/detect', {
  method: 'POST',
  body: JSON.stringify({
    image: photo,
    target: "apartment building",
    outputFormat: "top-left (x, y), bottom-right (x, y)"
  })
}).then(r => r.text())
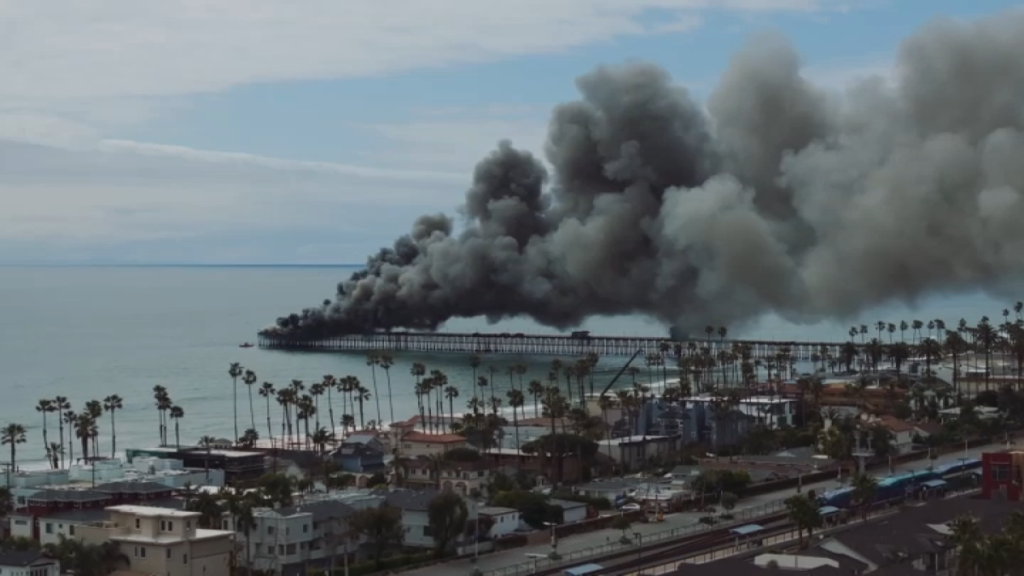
top-left (77, 505), bottom-right (234, 576)
top-left (230, 493), bottom-right (384, 576)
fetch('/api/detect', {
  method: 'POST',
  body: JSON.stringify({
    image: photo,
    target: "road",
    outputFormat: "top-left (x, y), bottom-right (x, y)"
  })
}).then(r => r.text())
top-left (404, 442), bottom-right (996, 576)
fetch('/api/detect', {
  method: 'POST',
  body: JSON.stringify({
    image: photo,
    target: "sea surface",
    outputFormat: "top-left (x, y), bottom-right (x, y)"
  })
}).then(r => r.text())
top-left (0, 265), bottom-right (1015, 467)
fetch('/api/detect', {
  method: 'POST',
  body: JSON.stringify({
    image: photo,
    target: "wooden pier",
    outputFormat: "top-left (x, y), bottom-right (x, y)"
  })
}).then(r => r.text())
top-left (257, 331), bottom-right (848, 361)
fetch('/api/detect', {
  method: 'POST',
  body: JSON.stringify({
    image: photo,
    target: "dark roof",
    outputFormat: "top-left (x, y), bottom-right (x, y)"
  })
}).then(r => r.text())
top-left (28, 489), bottom-right (108, 502)
top-left (384, 489), bottom-right (440, 511)
top-left (0, 551), bottom-right (53, 567)
top-left (94, 480), bottom-right (174, 494)
top-left (549, 498), bottom-right (588, 510)
top-left (276, 500), bottom-right (356, 522)
top-left (41, 508), bottom-right (109, 523)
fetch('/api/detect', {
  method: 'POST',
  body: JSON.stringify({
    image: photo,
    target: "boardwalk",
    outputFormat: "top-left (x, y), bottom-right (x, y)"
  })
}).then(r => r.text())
top-left (257, 330), bottom-right (848, 360)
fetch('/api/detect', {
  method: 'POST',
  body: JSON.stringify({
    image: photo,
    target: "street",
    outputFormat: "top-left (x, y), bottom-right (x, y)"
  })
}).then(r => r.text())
top-left (402, 442), bottom-right (998, 576)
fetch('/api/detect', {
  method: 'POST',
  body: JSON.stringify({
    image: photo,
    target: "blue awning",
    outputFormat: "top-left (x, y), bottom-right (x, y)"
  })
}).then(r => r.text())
top-left (730, 524), bottom-right (764, 536)
top-left (922, 479), bottom-right (947, 488)
top-left (818, 506), bottom-right (841, 515)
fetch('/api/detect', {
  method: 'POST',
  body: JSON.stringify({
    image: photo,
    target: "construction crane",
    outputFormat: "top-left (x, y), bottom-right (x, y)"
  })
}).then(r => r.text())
top-left (599, 348), bottom-right (645, 398)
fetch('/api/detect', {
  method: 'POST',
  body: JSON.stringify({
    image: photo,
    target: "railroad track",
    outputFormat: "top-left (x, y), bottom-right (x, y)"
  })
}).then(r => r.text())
top-left (529, 513), bottom-right (789, 576)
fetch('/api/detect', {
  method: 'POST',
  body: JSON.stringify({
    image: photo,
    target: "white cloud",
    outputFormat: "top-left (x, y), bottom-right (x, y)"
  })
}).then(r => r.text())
top-left (1, 1), bottom-right (842, 107)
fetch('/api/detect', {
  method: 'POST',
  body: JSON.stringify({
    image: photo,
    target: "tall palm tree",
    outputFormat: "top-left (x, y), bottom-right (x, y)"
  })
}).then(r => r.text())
top-left (276, 388), bottom-right (292, 447)
top-left (445, 385), bottom-right (460, 431)
top-left (199, 435), bottom-right (216, 477)
top-left (469, 354), bottom-right (482, 419)
top-left (169, 406), bottom-right (185, 448)
top-left (322, 375), bottom-right (337, 438)
top-left (46, 442), bottom-right (63, 470)
top-left (243, 369), bottom-right (258, 433)
top-left (365, 352), bottom-right (383, 425)
top-left (62, 409), bottom-right (76, 464)
top-left (528, 380), bottom-right (544, 417)
top-left (1, 423), bottom-right (27, 472)
top-left (354, 385), bottom-right (371, 430)
top-left (84, 400), bottom-right (103, 457)
top-left (379, 354), bottom-right (396, 425)
top-left (52, 396), bottom-right (70, 468)
top-left (102, 395), bottom-right (123, 458)
top-left (36, 399), bottom-right (54, 458)
top-left (74, 414), bottom-right (97, 463)
top-left (228, 363), bottom-right (244, 447)
top-left (407, 362), bottom-right (423, 426)
top-left (259, 382), bottom-right (276, 447)
top-left (309, 382), bottom-right (325, 432)
top-left (506, 389), bottom-right (525, 449)
top-left (152, 385), bottom-right (169, 446)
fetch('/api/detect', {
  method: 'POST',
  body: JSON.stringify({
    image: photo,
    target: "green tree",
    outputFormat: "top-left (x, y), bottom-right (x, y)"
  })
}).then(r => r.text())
top-left (785, 494), bottom-right (822, 547)
top-left (348, 506), bottom-right (404, 569)
top-left (850, 473), bottom-right (877, 521)
top-left (427, 492), bottom-right (468, 558)
top-left (1, 423), bottom-right (27, 471)
top-left (720, 492), bottom-right (739, 515)
top-left (611, 515), bottom-right (632, 544)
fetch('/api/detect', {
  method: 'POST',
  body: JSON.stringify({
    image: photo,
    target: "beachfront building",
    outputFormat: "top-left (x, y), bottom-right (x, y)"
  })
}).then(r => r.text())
top-left (126, 446), bottom-right (265, 484)
top-left (7, 457), bottom-right (224, 493)
top-left (76, 505), bottom-right (234, 576)
top-left (595, 435), bottom-right (675, 471)
top-left (229, 491), bottom-right (383, 576)
top-left (682, 394), bottom-right (799, 429)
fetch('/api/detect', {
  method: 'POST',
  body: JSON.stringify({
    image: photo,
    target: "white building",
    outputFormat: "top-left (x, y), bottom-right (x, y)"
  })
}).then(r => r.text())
top-left (7, 457), bottom-right (223, 493)
top-left (0, 551), bottom-right (60, 576)
top-left (549, 499), bottom-right (589, 524)
top-left (384, 489), bottom-right (479, 549)
top-left (478, 506), bottom-right (520, 538)
top-left (683, 395), bottom-right (799, 429)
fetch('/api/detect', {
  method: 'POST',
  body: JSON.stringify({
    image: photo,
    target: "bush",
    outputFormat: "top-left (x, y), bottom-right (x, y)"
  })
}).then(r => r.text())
top-left (334, 552), bottom-right (433, 576)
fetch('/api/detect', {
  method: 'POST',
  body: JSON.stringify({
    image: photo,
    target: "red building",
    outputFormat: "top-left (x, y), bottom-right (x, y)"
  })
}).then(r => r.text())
top-left (981, 452), bottom-right (1024, 500)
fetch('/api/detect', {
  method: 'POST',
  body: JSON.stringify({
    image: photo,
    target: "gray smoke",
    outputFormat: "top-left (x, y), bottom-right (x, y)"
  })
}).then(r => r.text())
top-left (265, 10), bottom-right (1024, 339)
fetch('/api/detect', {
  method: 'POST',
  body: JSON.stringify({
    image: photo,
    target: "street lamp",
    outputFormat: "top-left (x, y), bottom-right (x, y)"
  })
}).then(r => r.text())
top-left (544, 522), bottom-right (560, 560)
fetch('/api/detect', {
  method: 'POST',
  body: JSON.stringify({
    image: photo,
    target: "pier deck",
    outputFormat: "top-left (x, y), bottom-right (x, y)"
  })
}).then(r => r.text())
top-left (258, 331), bottom-right (848, 360)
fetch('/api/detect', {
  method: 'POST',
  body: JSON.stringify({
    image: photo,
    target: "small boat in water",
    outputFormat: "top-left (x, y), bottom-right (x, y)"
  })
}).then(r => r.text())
top-left (239, 342), bottom-right (254, 348)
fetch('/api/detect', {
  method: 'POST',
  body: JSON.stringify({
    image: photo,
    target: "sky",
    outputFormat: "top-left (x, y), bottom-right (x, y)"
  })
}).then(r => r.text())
top-left (1, 0), bottom-right (1019, 265)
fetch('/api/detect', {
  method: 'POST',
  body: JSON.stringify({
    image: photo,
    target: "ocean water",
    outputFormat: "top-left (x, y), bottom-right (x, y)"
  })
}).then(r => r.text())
top-left (0, 265), bottom-right (1015, 467)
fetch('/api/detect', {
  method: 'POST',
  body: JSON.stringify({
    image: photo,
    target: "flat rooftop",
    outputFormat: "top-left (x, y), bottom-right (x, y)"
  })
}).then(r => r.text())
top-left (107, 505), bottom-right (199, 518)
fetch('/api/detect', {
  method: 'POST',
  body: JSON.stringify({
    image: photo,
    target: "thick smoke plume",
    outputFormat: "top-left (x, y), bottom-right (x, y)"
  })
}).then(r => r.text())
top-left (266, 10), bottom-right (1024, 339)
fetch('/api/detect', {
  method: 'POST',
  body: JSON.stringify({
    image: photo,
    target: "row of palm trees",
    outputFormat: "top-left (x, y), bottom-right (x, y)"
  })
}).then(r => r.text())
top-left (2, 394), bottom-right (128, 473)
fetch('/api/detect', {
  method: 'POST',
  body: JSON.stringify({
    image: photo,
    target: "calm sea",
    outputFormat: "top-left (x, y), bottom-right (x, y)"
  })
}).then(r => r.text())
top-left (0, 265), bottom-right (1012, 466)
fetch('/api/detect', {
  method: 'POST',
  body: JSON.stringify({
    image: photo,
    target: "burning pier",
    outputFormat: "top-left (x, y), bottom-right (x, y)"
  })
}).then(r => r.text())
top-left (257, 330), bottom-right (847, 360)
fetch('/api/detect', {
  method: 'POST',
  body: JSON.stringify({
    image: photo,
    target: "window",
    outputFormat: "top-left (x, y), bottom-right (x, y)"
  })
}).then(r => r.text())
top-left (286, 544), bottom-right (296, 555)
top-left (267, 526), bottom-right (275, 535)
top-left (134, 546), bottom-right (147, 558)
top-left (186, 520), bottom-right (192, 529)
top-left (183, 554), bottom-right (189, 564)
top-left (166, 548), bottom-right (172, 559)
top-left (160, 520), bottom-right (174, 531)
top-left (45, 523), bottom-right (53, 534)
top-left (302, 524), bottom-right (308, 533)
top-left (135, 518), bottom-right (141, 529)
top-left (69, 525), bottom-right (75, 536)
top-left (267, 546), bottom-right (274, 555)
top-left (993, 463), bottom-right (1012, 481)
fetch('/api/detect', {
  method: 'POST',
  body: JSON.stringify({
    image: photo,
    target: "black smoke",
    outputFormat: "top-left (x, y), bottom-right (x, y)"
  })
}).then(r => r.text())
top-left (265, 10), bottom-right (1024, 340)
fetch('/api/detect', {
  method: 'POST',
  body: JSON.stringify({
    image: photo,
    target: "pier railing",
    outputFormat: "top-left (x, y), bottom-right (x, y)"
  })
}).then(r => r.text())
top-left (258, 331), bottom-right (847, 359)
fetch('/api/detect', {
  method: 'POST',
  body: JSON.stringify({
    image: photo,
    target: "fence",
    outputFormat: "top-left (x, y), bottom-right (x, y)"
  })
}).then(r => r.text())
top-left (621, 488), bottom-right (980, 576)
top-left (482, 498), bottom-right (788, 576)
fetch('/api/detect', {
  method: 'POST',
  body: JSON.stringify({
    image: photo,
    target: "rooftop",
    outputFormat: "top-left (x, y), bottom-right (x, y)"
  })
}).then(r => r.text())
top-left (384, 489), bottom-right (440, 511)
top-left (107, 505), bottom-right (199, 518)
top-left (0, 551), bottom-right (53, 567)
top-left (401, 432), bottom-right (467, 444)
top-left (478, 506), bottom-right (518, 516)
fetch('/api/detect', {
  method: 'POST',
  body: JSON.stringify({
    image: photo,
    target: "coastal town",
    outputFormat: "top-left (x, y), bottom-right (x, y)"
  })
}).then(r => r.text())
top-left (4, 311), bottom-right (1024, 576)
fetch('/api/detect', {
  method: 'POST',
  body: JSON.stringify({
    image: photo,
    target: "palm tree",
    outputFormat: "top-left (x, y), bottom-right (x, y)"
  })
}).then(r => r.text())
top-left (310, 382), bottom-right (325, 432)
top-left (75, 414), bottom-right (96, 463)
top-left (85, 400), bottom-right (103, 457)
top-left (850, 472), bottom-right (877, 520)
top-left (46, 442), bottom-right (63, 470)
top-left (365, 352), bottom-right (383, 426)
top-left (528, 379), bottom-right (544, 417)
top-left (152, 385), bottom-right (169, 446)
top-left (199, 435), bottom-right (216, 477)
top-left (354, 385), bottom-right (371, 430)
top-left (243, 369), bottom-right (258, 433)
top-left (36, 399), bottom-right (54, 457)
top-left (259, 382), bottom-right (276, 447)
top-left (506, 389), bottom-right (525, 449)
top-left (379, 354), bottom-right (396, 425)
top-left (229, 363), bottom-right (244, 447)
top-left (785, 494), bottom-right (822, 547)
top-left (52, 396), bottom-right (70, 467)
top-left (276, 389), bottom-right (292, 446)
top-left (102, 394), bottom-right (123, 458)
top-left (322, 374), bottom-right (337, 438)
top-left (62, 409), bottom-right (76, 464)
top-left (1, 423), bottom-right (27, 472)
top-left (445, 386), bottom-right (460, 431)
top-left (169, 406), bottom-right (185, 448)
